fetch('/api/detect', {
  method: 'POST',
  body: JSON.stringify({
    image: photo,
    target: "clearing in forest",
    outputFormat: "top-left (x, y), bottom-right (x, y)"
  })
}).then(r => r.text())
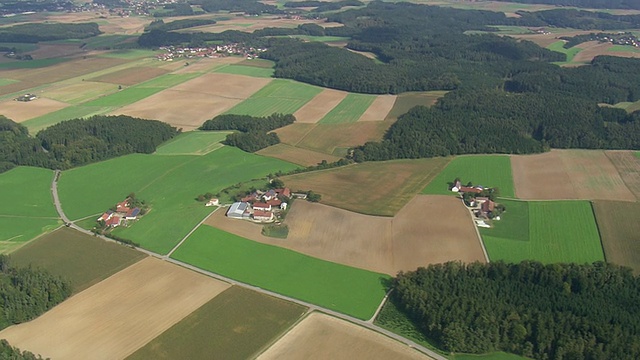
top-left (358, 95), bottom-right (397, 121)
top-left (293, 88), bottom-right (348, 123)
top-left (511, 150), bottom-right (635, 201)
top-left (154, 131), bottom-right (230, 155)
top-left (318, 93), bottom-right (376, 124)
top-left (422, 155), bottom-right (515, 198)
top-left (283, 157), bottom-right (450, 216)
top-left (171, 225), bottom-right (389, 320)
top-left (606, 150), bottom-right (640, 200)
top-left (128, 286), bottom-right (306, 360)
top-left (207, 195), bottom-right (485, 275)
top-left (11, 227), bottom-right (145, 292)
top-left (225, 79), bottom-right (322, 117)
top-left (256, 143), bottom-right (341, 166)
top-left (0, 97), bottom-right (69, 123)
top-left (480, 200), bottom-right (604, 264)
top-left (0, 257), bottom-right (230, 360)
top-left (592, 200), bottom-right (640, 274)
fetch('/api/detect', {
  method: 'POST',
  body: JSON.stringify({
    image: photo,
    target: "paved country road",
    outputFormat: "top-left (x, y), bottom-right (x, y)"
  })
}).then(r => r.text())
top-left (50, 170), bottom-right (447, 360)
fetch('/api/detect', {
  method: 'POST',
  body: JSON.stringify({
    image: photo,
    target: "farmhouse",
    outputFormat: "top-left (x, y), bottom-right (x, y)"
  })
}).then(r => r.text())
top-left (15, 93), bottom-right (37, 102)
top-left (227, 202), bottom-right (250, 219)
top-left (252, 210), bottom-right (274, 222)
top-left (105, 215), bottom-right (122, 228)
top-left (97, 211), bottom-right (114, 222)
top-left (252, 202), bottom-right (272, 211)
top-left (116, 200), bottom-right (130, 213)
top-left (125, 207), bottom-right (140, 220)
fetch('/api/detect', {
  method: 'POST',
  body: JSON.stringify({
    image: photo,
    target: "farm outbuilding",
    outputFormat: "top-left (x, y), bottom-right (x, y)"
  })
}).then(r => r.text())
top-left (227, 202), bottom-right (249, 219)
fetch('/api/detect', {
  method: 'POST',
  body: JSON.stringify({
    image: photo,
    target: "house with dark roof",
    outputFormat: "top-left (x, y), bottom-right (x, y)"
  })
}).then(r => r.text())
top-left (125, 207), bottom-right (140, 220)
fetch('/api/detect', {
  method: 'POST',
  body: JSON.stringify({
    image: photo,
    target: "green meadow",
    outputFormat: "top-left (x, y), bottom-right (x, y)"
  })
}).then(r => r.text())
top-left (214, 64), bottom-right (274, 78)
top-left (22, 106), bottom-right (112, 134)
top-left (172, 225), bottom-right (389, 320)
top-left (136, 72), bottom-right (202, 88)
top-left (154, 131), bottom-right (230, 155)
top-left (422, 155), bottom-right (515, 198)
top-left (58, 146), bottom-right (298, 254)
top-left (0, 79), bottom-right (17, 87)
top-left (225, 79), bottom-right (322, 117)
top-left (319, 93), bottom-right (376, 124)
top-left (547, 40), bottom-right (583, 64)
top-left (81, 87), bottom-right (164, 107)
top-left (481, 200), bottom-right (604, 264)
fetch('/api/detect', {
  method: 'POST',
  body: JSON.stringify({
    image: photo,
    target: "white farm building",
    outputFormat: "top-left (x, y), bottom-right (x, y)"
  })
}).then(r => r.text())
top-left (227, 202), bottom-right (249, 219)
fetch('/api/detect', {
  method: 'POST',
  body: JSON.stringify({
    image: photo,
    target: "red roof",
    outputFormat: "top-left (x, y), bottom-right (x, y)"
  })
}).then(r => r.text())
top-left (98, 212), bottom-right (112, 222)
top-left (253, 210), bottom-right (272, 218)
top-left (266, 199), bottom-right (282, 206)
top-left (253, 202), bottom-right (271, 210)
top-left (116, 200), bottom-right (130, 212)
top-left (275, 188), bottom-right (291, 198)
top-left (105, 216), bottom-right (121, 227)
top-left (481, 200), bottom-right (495, 212)
top-left (459, 186), bottom-right (482, 194)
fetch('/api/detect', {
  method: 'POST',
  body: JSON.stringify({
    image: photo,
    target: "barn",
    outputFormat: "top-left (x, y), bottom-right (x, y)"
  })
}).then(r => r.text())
top-left (226, 202), bottom-right (249, 219)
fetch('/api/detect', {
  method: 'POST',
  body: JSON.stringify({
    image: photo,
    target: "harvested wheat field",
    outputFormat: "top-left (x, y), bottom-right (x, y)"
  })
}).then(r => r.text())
top-left (0, 97), bottom-right (69, 122)
top-left (91, 67), bottom-right (169, 86)
top-left (257, 143), bottom-right (341, 166)
top-left (293, 88), bottom-right (348, 123)
top-left (170, 73), bottom-right (271, 98)
top-left (606, 151), bottom-right (640, 200)
top-left (0, 257), bottom-right (229, 360)
top-left (295, 122), bottom-right (392, 156)
top-left (207, 195), bottom-right (484, 275)
top-left (511, 150), bottom-right (634, 201)
top-left (172, 56), bottom-right (244, 73)
top-left (358, 95), bottom-right (397, 121)
top-left (258, 312), bottom-right (432, 360)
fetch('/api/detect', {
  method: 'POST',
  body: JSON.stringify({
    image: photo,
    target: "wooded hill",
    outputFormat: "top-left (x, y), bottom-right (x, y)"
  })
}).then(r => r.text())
top-left (491, 0), bottom-right (640, 10)
top-left (0, 22), bottom-right (101, 43)
top-left (200, 113), bottom-right (295, 152)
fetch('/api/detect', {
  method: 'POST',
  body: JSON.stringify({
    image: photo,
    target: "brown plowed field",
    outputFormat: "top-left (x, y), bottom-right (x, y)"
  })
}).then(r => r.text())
top-left (257, 313), bottom-right (432, 360)
top-left (358, 95), bottom-right (397, 121)
top-left (207, 195), bottom-right (484, 275)
top-left (256, 143), bottom-right (341, 166)
top-left (0, 97), bottom-right (69, 122)
top-left (606, 151), bottom-right (640, 200)
top-left (0, 257), bottom-right (230, 360)
top-left (293, 89), bottom-right (348, 123)
top-left (593, 200), bottom-right (640, 274)
top-left (90, 67), bottom-right (169, 86)
top-left (511, 150), bottom-right (635, 201)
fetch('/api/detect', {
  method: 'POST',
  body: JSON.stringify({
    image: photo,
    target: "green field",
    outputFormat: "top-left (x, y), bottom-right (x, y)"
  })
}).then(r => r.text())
top-left (127, 286), bottom-right (306, 360)
top-left (547, 40), bottom-right (583, 64)
top-left (422, 155), bottom-right (515, 198)
top-left (136, 72), bottom-right (202, 88)
top-left (58, 146), bottom-right (298, 254)
top-left (318, 93), bottom-right (377, 124)
top-left (81, 87), bottom-right (164, 107)
top-left (11, 227), bottom-right (145, 292)
top-left (22, 106), bottom-right (112, 134)
top-left (215, 64), bottom-right (274, 78)
top-left (154, 131), bottom-right (230, 155)
top-left (0, 42), bottom-right (38, 52)
top-left (238, 58), bottom-right (275, 68)
top-left (0, 78), bottom-right (17, 87)
top-left (225, 79), bottom-right (322, 117)
top-left (592, 201), bottom-right (640, 274)
top-left (172, 225), bottom-right (389, 319)
top-left (481, 201), bottom-right (604, 264)
top-left (609, 45), bottom-right (640, 53)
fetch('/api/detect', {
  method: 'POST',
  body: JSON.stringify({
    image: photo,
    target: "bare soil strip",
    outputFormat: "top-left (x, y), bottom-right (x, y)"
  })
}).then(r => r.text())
top-left (257, 312), bottom-right (432, 360)
top-left (0, 257), bottom-right (230, 360)
top-left (0, 97), bottom-right (69, 122)
top-left (206, 195), bottom-right (484, 275)
top-left (293, 89), bottom-right (348, 123)
top-left (358, 95), bottom-right (397, 121)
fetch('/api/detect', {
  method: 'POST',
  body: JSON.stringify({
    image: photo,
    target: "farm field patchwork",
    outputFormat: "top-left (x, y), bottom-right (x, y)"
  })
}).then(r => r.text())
top-left (11, 227), bottom-right (145, 292)
top-left (358, 95), bottom-right (397, 121)
top-left (480, 200), bottom-right (604, 264)
top-left (154, 131), bottom-right (230, 155)
top-left (171, 225), bottom-right (389, 320)
top-left (0, 257), bottom-right (230, 360)
top-left (128, 286), bottom-right (306, 360)
top-left (22, 105), bottom-right (112, 134)
top-left (293, 88), bottom-right (348, 123)
top-left (0, 97), bottom-right (69, 123)
top-left (511, 150), bottom-right (635, 201)
top-left (81, 86), bottom-right (165, 107)
top-left (283, 158), bottom-right (450, 216)
top-left (318, 93), bottom-right (377, 124)
top-left (592, 201), bottom-right (640, 274)
top-left (206, 195), bottom-right (485, 275)
top-left (606, 150), bottom-right (640, 200)
top-left (547, 40), bottom-right (584, 64)
top-left (225, 79), bottom-right (322, 117)
top-left (214, 64), bottom-right (274, 78)
top-left (256, 143), bottom-right (341, 166)
top-left (422, 155), bottom-right (515, 198)
top-left (43, 81), bottom-right (119, 105)
top-left (258, 312), bottom-right (431, 360)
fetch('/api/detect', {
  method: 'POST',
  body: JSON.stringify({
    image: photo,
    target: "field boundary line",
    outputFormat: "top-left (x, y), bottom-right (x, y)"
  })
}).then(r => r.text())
top-left (367, 289), bottom-right (392, 323)
top-left (165, 206), bottom-right (221, 257)
top-left (251, 307), bottom-right (314, 359)
top-left (604, 151), bottom-right (640, 202)
top-left (465, 205), bottom-right (490, 263)
top-left (589, 201), bottom-right (608, 262)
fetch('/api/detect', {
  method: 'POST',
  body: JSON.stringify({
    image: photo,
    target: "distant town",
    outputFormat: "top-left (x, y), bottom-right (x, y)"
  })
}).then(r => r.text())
top-left (156, 44), bottom-right (267, 61)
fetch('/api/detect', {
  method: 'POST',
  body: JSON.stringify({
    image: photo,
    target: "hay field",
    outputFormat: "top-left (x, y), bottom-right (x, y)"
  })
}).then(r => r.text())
top-left (128, 286), bottom-right (306, 360)
top-left (511, 150), bottom-right (635, 201)
top-left (154, 131), bottom-right (230, 155)
top-left (43, 81), bottom-right (118, 105)
top-left (358, 95), bottom-right (397, 121)
top-left (423, 155), bottom-right (516, 198)
top-left (293, 88), bottom-right (348, 123)
top-left (172, 225), bottom-right (389, 320)
top-left (90, 66), bottom-right (169, 86)
top-left (283, 157), bottom-right (450, 216)
top-left (11, 227), bottom-right (145, 292)
top-left (214, 64), bottom-right (274, 78)
top-left (319, 93), bottom-right (377, 124)
top-left (258, 312), bottom-right (431, 360)
top-left (207, 195), bottom-right (484, 275)
top-left (256, 143), bottom-right (341, 166)
top-left (0, 257), bottom-right (230, 360)
top-left (606, 150), bottom-right (640, 200)
top-left (0, 97), bottom-right (69, 122)
top-left (225, 79), bottom-right (322, 117)
top-left (592, 201), bottom-right (640, 274)
top-left (481, 200), bottom-right (604, 264)
top-left (294, 121), bottom-right (392, 156)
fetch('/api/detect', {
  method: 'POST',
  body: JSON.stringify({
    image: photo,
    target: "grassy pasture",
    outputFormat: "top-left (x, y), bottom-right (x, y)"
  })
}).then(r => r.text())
top-left (135, 72), bottom-right (203, 88)
top-left (22, 106), bottom-right (112, 134)
top-left (609, 44), bottom-right (640, 53)
top-left (238, 58), bottom-right (275, 68)
top-left (289, 35), bottom-right (350, 42)
top-left (0, 79), bottom-right (17, 87)
top-left (422, 155), bottom-right (515, 198)
top-left (481, 199), bottom-right (529, 241)
top-left (11, 227), bottom-right (145, 292)
top-left (127, 286), bottom-right (306, 360)
top-left (82, 35), bottom-right (137, 50)
top-left (481, 201), bottom-right (604, 264)
top-left (44, 81), bottom-right (118, 105)
top-left (283, 157), bottom-right (450, 216)
top-left (154, 131), bottom-right (230, 155)
top-left (81, 86), bottom-right (164, 107)
top-left (225, 79), bottom-right (322, 117)
top-left (592, 201), bottom-right (640, 274)
top-left (172, 225), bottom-right (389, 320)
top-left (215, 64), bottom-right (274, 78)
top-left (547, 40), bottom-right (583, 64)
top-left (385, 91), bottom-right (447, 120)
top-left (318, 93), bottom-right (376, 124)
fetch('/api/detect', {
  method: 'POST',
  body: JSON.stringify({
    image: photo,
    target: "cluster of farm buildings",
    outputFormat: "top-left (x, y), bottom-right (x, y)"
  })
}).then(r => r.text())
top-left (451, 179), bottom-right (501, 227)
top-left (156, 44), bottom-right (267, 61)
top-left (14, 94), bottom-right (37, 102)
top-left (97, 198), bottom-right (141, 228)
top-left (227, 188), bottom-right (290, 222)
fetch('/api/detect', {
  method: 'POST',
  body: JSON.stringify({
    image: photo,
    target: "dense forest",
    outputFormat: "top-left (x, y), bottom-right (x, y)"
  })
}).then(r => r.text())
top-left (200, 114), bottom-right (294, 152)
top-left (0, 115), bottom-right (178, 172)
top-left (391, 261), bottom-right (640, 359)
top-left (492, 0), bottom-right (640, 10)
top-left (0, 340), bottom-right (45, 360)
top-left (284, 0), bottom-right (364, 12)
top-left (145, 18), bottom-right (216, 32)
top-left (188, 0), bottom-right (282, 15)
top-left (0, 23), bottom-right (101, 43)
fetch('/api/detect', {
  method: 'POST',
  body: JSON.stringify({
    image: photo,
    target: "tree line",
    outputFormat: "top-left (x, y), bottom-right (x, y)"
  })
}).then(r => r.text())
top-left (491, 0), bottom-right (640, 10)
top-left (0, 22), bottom-right (101, 43)
top-left (145, 18), bottom-right (216, 32)
top-left (390, 261), bottom-right (640, 359)
top-left (0, 340), bottom-right (45, 360)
